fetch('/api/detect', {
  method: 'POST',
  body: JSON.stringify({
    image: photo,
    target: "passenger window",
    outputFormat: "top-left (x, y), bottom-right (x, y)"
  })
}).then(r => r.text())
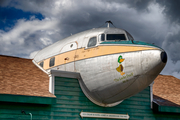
top-left (39, 61), bottom-right (44, 68)
top-left (87, 37), bottom-right (97, 47)
top-left (49, 57), bottom-right (55, 67)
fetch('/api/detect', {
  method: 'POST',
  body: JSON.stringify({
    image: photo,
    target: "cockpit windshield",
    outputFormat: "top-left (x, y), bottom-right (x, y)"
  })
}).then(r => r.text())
top-left (107, 34), bottom-right (126, 41)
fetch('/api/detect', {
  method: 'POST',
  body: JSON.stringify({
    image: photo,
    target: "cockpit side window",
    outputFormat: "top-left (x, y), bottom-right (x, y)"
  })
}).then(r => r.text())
top-left (87, 37), bottom-right (97, 47)
top-left (99, 34), bottom-right (105, 41)
top-left (49, 57), bottom-right (55, 67)
top-left (107, 34), bottom-right (126, 40)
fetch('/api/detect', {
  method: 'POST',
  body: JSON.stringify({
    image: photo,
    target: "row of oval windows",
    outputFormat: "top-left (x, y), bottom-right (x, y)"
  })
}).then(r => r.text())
top-left (39, 57), bottom-right (55, 68)
top-left (38, 37), bottom-right (97, 68)
top-left (39, 36), bottom-right (98, 68)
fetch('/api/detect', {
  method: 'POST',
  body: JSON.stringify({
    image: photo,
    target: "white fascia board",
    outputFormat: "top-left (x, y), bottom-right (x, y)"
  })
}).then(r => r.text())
top-left (49, 70), bottom-right (81, 94)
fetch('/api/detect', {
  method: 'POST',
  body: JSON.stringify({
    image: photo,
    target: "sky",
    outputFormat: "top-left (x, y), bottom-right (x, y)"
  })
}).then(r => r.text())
top-left (0, 0), bottom-right (180, 79)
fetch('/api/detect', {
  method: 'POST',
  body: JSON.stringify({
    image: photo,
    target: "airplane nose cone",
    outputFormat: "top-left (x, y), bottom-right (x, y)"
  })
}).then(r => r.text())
top-left (161, 51), bottom-right (167, 63)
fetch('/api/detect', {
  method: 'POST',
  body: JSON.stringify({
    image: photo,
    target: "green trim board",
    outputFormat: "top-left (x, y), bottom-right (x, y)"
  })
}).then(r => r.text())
top-left (153, 102), bottom-right (180, 113)
top-left (0, 94), bottom-right (56, 105)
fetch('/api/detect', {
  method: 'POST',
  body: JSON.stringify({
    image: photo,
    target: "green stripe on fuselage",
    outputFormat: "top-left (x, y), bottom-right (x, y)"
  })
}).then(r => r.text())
top-left (100, 40), bottom-right (160, 48)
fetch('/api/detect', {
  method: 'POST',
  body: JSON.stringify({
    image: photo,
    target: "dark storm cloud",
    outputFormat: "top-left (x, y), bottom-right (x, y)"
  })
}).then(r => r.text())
top-left (0, 0), bottom-right (180, 78)
top-left (50, 0), bottom-right (167, 49)
top-left (56, 0), bottom-right (161, 46)
top-left (162, 31), bottom-right (180, 62)
top-left (104, 0), bottom-right (154, 11)
top-left (119, 0), bottom-right (180, 63)
top-left (0, 0), bottom-right (11, 7)
top-left (0, 0), bottom-right (167, 57)
top-left (153, 0), bottom-right (180, 63)
top-left (156, 0), bottom-right (180, 24)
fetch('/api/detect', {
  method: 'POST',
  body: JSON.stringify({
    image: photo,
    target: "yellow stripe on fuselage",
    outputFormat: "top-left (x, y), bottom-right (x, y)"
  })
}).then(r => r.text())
top-left (42, 45), bottom-right (158, 70)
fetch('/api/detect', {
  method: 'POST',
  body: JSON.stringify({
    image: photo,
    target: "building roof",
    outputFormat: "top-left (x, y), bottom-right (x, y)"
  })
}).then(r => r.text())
top-left (0, 55), bottom-right (55, 98)
top-left (153, 74), bottom-right (180, 107)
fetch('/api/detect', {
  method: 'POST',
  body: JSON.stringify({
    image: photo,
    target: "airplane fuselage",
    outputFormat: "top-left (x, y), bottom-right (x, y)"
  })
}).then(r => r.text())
top-left (33, 27), bottom-right (167, 107)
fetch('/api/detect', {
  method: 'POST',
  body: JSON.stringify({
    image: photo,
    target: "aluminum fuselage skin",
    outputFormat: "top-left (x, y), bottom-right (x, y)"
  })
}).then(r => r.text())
top-left (33, 28), bottom-right (167, 107)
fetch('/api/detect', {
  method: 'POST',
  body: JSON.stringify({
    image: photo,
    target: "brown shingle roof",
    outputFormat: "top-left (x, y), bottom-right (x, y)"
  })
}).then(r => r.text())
top-left (153, 74), bottom-right (180, 107)
top-left (0, 55), bottom-right (55, 97)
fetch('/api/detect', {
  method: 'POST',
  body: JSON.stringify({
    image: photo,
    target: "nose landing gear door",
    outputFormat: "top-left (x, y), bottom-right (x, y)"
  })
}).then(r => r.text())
top-left (60, 42), bottom-right (78, 72)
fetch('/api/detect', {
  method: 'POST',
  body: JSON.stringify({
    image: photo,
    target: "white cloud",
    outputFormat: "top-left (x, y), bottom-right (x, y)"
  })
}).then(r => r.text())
top-left (161, 59), bottom-right (180, 79)
top-left (0, 17), bottom-right (60, 58)
top-left (29, 50), bottom-right (39, 59)
top-left (0, 18), bottom-right (58, 44)
top-left (39, 37), bottom-right (52, 46)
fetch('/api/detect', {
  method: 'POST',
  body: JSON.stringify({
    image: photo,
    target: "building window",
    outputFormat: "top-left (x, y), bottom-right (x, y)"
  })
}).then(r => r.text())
top-left (49, 57), bottom-right (55, 67)
top-left (87, 37), bottom-right (97, 47)
top-left (39, 61), bottom-right (44, 68)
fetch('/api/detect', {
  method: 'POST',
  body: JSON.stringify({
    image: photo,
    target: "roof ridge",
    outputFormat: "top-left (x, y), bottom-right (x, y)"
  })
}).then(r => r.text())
top-left (0, 54), bottom-right (32, 60)
top-left (159, 74), bottom-right (180, 79)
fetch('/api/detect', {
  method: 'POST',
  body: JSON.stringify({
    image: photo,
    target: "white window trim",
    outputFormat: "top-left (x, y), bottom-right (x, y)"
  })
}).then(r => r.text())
top-left (49, 74), bottom-right (55, 94)
top-left (149, 81), bottom-right (154, 109)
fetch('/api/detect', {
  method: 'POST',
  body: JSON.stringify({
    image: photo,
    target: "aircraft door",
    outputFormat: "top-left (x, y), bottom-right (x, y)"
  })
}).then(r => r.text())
top-left (60, 42), bottom-right (78, 72)
top-left (61, 42), bottom-right (77, 53)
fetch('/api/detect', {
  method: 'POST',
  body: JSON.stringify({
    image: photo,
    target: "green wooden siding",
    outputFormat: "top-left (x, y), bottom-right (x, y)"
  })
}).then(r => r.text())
top-left (0, 94), bottom-right (55, 104)
top-left (0, 76), bottom-right (180, 120)
top-left (153, 102), bottom-right (180, 113)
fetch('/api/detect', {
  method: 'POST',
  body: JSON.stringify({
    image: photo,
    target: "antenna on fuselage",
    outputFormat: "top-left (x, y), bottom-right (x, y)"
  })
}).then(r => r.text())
top-left (98, 21), bottom-right (116, 28)
top-left (105, 21), bottom-right (116, 28)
